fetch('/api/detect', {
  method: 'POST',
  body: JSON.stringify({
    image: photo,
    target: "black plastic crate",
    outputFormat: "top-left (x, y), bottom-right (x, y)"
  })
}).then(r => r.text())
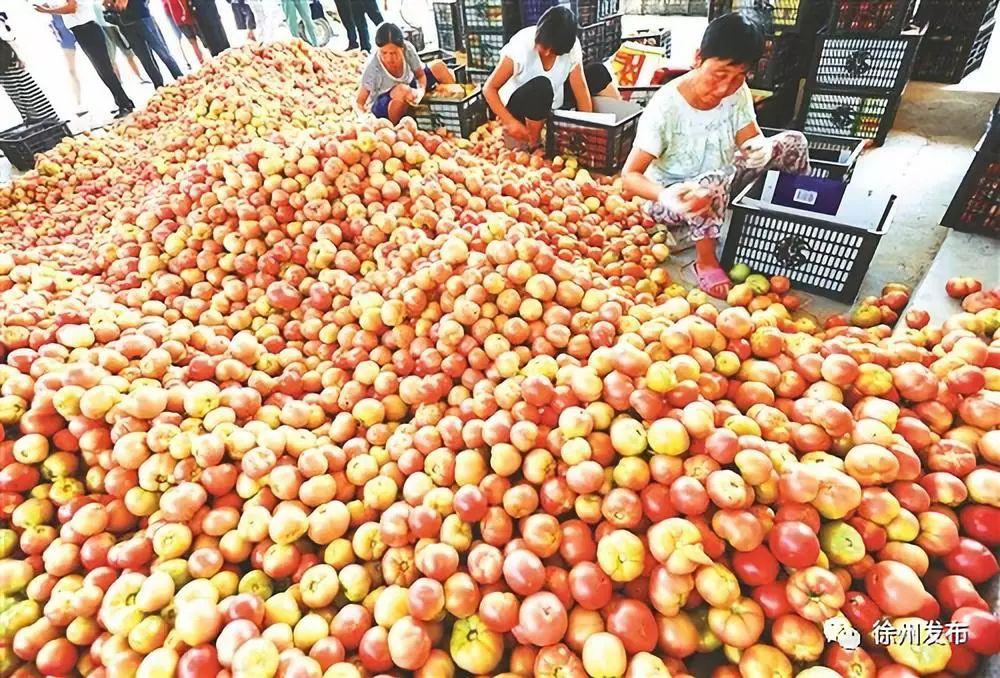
top-left (546, 101), bottom-right (642, 174)
top-left (754, 84), bottom-right (799, 128)
top-left (579, 19), bottom-right (605, 63)
top-left (912, 19), bottom-right (994, 83)
top-left (418, 48), bottom-right (468, 82)
top-left (942, 150), bottom-right (999, 238)
top-left (642, 0), bottom-right (690, 15)
top-left (462, 0), bottom-right (520, 35)
top-left (750, 33), bottom-right (802, 89)
top-left (0, 120), bottom-right (71, 172)
top-left (403, 25), bottom-right (426, 51)
top-left (799, 89), bottom-right (900, 145)
top-left (412, 86), bottom-right (489, 138)
top-left (722, 173), bottom-right (896, 303)
top-left (829, 0), bottom-right (918, 35)
top-left (467, 68), bottom-right (493, 86)
top-left (466, 31), bottom-right (506, 68)
top-left (622, 26), bottom-right (671, 53)
top-left (709, 0), bottom-right (806, 32)
top-left (619, 85), bottom-right (665, 106)
top-left (916, 0), bottom-right (998, 32)
top-left (600, 0), bottom-right (622, 19)
top-left (600, 14), bottom-right (623, 60)
top-left (433, 1), bottom-right (464, 51)
top-left (810, 28), bottom-right (923, 93)
top-left (762, 126), bottom-right (866, 182)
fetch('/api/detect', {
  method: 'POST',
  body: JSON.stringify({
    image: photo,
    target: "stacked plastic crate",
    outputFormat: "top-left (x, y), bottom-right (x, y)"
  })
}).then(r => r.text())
top-left (942, 97), bottom-right (998, 238)
top-left (709, 0), bottom-right (807, 128)
top-left (515, 0), bottom-right (623, 63)
top-left (798, 0), bottom-right (923, 146)
top-left (433, 0), bottom-right (465, 52)
top-left (462, 0), bottom-right (523, 84)
top-left (912, 0), bottom-right (997, 83)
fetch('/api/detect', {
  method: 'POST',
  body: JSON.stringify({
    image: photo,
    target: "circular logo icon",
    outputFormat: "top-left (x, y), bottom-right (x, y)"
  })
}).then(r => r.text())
top-left (774, 235), bottom-right (810, 269)
top-left (831, 104), bottom-right (857, 132)
top-left (845, 49), bottom-right (873, 76)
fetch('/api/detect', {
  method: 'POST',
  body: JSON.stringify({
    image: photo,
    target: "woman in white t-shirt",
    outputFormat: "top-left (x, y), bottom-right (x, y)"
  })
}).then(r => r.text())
top-left (622, 13), bottom-right (810, 299)
top-left (482, 6), bottom-right (618, 151)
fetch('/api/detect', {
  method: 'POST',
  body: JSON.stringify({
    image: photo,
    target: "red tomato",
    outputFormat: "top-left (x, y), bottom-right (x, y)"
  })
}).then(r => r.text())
top-left (731, 545), bottom-right (779, 586)
top-left (959, 505), bottom-right (999, 546)
top-left (767, 521), bottom-right (820, 569)
top-left (751, 582), bottom-right (793, 619)
top-left (942, 538), bottom-right (999, 584)
top-left (842, 591), bottom-right (882, 633)
top-left (568, 562), bottom-right (612, 611)
top-left (936, 575), bottom-right (989, 614)
top-left (603, 598), bottom-right (658, 654)
top-left (951, 607), bottom-right (1000, 656)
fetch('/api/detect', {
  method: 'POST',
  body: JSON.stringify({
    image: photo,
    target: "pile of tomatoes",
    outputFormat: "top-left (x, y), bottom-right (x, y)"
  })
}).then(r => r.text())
top-left (0, 40), bottom-right (998, 678)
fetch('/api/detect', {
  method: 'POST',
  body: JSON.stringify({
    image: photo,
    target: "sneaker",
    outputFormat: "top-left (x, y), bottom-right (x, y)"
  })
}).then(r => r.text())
top-left (114, 106), bottom-right (133, 119)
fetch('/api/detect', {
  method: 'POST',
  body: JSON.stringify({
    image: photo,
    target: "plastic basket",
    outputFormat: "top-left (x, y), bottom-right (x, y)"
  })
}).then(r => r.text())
top-left (761, 126), bottom-right (866, 182)
top-left (546, 99), bottom-right (642, 174)
top-left (641, 0), bottom-right (690, 15)
top-left (622, 26), bottom-right (671, 52)
top-left (810, 28), bottom-right (923, 93)
top-left (579, 19), bottom-right (605, 63)
top-left (0, 120), bottom-right (71, 172)
top-left (912, 19), bottom-right (994, 83)
top-left (467, 67), bottom-right (493, 86)
top-left (942, 149), bottom-right (999, 238)
top-left (620, 85), bottom-right (664, 106)
top-left (433, 1), bottom-right (463, 51)
top-left (721, 173), bottom-right (896, 303)
top-left (915, 0), bottom-right (998, 32)
top-left (750, 33), bottom-right (802, 89)
top-left (599, 0), bottom-right (622, 19)
top-left (412, 86), bottom-right (489, 138)
top-left (709, 0), bottom-right (806, 32)
top-left (417, 48), bottom-right (468, 82)
top-left (600, 14), bottom-right (623, 61)
top-left (466, 31), bottom-right (506, 68)
top-left (829, 0), bottom-right (917, 35)
top-left (754, 84), bottom-right (799, 128)
top-left (687, 0), bottom-right (708, 13)
top-left (403, 25), bottom-right (426, 52)
top-left (462, 0), bottom-right (520, 35)
top-left (799, 89), bottom-right (900, 145)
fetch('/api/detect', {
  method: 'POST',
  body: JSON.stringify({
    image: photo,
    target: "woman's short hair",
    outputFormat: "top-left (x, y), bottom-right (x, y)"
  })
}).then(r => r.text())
top-left (534, 6), bottom-right (577, 55)
top-left (374, 22), bottom-right (405, 48)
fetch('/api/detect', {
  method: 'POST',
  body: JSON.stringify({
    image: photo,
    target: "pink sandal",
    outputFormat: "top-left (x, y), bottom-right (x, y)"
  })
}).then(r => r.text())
top-left (694, 263), bottom-right (732, 299)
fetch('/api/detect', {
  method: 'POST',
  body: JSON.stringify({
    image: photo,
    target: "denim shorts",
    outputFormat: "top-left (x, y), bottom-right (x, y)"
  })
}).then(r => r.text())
top-left (372, 65), bottom-right (437, 119)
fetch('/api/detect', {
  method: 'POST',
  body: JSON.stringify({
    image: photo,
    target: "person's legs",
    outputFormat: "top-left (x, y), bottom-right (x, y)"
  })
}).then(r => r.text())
top-left (360, 0), bottom-right (383, 25)
top-left (333, 0), bottom-right (358, 49)
top-left (505, 76), bottom-right (555, 148)
top-left (426, 61), bottom-right (453, 86)
top-left (184, 28), bottom-right (206, 65)
top-left (71, 22), bottom-right (134, 112)
top-left (0, 64), bottom-right (60, 123)
top-left (351, 0), bottom-right (370, 50)
top-left (60, 48), bottom-right (86, 113)
top-left (561, 63), bottom-right (616, 110)
top-left (162, 12), bottom-right (192, 70)
top-left (119, 21), bottom-right (165, 87)
top-left (293, 0), bottom-right (318, 45)
top-left (646, 169), bottom-right (735, 298)
top-left (140, 17), bottom-right (184, 79)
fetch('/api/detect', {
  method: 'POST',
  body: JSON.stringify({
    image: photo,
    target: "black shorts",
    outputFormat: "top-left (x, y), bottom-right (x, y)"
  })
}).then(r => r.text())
top-left (231, 2), bottom-right (256, 30)
top-left (506, 63), bottom-right (614, 122)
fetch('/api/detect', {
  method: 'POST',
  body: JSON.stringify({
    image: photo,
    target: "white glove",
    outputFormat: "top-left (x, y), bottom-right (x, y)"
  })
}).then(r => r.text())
top-left (740, 135), bottom-right (773, 170)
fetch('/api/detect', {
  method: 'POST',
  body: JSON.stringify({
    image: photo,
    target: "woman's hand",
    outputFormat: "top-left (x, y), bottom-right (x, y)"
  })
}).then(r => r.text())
top-left (503, 118), bottom-right (531, 143)
top-left (738, 135), bottom-right (773, 169)
top-left (407, 86), bottom-right (425, 104)
top-left (659, 183), bottom-right (713, 216)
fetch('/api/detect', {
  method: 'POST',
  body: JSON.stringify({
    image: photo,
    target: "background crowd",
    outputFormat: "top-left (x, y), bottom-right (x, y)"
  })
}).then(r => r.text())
top-left (0, 0), bottom-right (395, 128)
